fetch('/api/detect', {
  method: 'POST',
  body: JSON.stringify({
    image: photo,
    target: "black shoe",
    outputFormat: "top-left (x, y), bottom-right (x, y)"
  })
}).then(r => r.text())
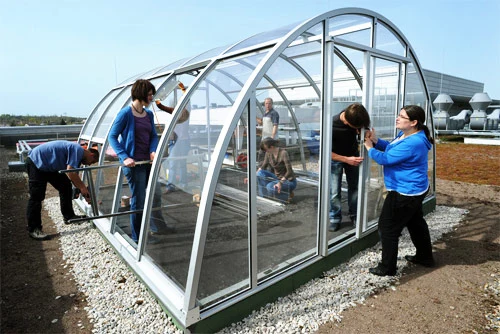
top-left (405, 255), bottom-right (435, 268)
top-left (328, 223), bottom-right (340, 232)
top-left (369, 266), bottom-right (397, 276)
top-left (64, 215), bottom-right (87, 224)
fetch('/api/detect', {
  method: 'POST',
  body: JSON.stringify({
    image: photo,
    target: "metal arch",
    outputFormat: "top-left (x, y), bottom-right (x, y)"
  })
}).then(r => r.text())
top-left (182, 8), bottom-right (432, 315)
top-left (181, 12), bottom-right (340, 315)
top-left (279, 54), bottom-right (321, 97)
top-left (89, 87), bottom-right (130, 144)
top-left (81, 7), bottom-right (434, 326)
top-left (333, 47), bottom-right (363, 89)
top-left (256, 74), bottom-right (308, 170)
top-left (137, 56), bottom-right (222, 317)
top-left (80, 88), bottom-right (121, 141)
top-left (204, 77), bottom-right (236, 105)
top-left (233, 57), bottom-right (310, 170)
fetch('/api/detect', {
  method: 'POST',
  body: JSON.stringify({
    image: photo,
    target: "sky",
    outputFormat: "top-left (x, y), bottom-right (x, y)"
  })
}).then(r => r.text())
top-left (1, 0), bottom-right (499, 118)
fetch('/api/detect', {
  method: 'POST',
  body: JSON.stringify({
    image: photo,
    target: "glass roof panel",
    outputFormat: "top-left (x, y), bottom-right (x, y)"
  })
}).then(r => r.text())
top-left (93, 77), bottom-right (167, 141)
top-left (282, 38), bottom-right (321, 59)
top-left (375, 21), bottom-right (406, 56)
top-left (150, 58), bottom-right (190, 76)
top-left (92, 87), bottom-right (131, 141)
top-left (182, 45), bottom-right (231, 67)
top-left (81, 88), bottom-right (123, 137)
top-left (116, 66), bottom-right (163, 86)
top-left (329, 14), bottom-right (372, 47)
top-left (224, 22), bottom-right (299, 54)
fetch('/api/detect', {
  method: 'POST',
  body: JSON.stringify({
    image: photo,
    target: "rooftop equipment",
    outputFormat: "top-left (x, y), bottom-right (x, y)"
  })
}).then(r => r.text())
top-left (469, 92), bottom-right (491, 130)
top-left (432, 93), bottom-right (453, 130)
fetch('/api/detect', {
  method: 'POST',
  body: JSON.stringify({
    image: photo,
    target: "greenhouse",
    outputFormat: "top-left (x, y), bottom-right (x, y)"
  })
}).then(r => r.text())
top-left (74, 7), bottom-right (435, 332)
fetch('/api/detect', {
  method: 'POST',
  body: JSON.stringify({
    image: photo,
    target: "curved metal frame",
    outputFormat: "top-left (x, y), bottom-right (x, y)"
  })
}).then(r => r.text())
top-left (74, 7), bottom-right (434, 328)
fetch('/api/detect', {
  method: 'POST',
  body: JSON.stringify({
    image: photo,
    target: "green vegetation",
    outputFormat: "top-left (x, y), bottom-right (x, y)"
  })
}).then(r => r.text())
top-left (0, 114), bottom-right (85, 127)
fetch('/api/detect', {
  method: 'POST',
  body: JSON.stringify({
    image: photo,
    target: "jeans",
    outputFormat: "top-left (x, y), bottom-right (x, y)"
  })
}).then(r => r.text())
top-left (25, 158), bottom-right (76, 232)
top-left (256, 169), bottom-right (297, 203)
top-left (123, 164), bottom-right (166, 242)
top-left (167, 138), bottom-right (190, 187)
top-left (377, 190), bottom-right (432, 273)
top-left (330, 161), bottom-right (358, 223)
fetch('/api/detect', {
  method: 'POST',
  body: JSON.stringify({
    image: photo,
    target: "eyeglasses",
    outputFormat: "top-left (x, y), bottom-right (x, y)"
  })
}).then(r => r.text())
top-left (398, 114), bottom-right (410, 120)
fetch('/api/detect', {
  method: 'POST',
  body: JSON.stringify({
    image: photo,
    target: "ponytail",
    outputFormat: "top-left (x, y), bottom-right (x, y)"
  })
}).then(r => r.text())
top-left (417, 122), bottom-right (434, 145)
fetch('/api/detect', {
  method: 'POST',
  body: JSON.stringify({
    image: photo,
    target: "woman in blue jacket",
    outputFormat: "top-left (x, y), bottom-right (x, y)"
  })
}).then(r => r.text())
top-left (108, 79), bottom-right (173, 244)
top-left (364, 105), bottom-right (435, 276)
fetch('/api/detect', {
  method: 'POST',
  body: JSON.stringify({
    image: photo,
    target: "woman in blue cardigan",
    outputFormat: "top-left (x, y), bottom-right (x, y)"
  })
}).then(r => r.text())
top-left (108, 79), bottom-right (173, 244)
top-left (364, 105), bottom-right (435, 276)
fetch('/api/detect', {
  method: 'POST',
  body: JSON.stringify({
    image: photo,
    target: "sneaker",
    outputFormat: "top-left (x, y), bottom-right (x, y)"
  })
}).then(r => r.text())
top-left (329, 223), bottom-right (340, 232)
top-left (64, 215), bottom-right (87, 224)
top-left (329, 218), bottom-right (341, 232)
top-left (29, 228), bottom-right (49, 240)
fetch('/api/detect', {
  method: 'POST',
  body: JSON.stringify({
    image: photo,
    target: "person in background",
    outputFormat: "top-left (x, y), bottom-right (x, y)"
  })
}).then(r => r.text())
top-left (155, 83), bottom-right (190, 193)
top-left (329, 103), bottom-right (371, 231)
top-left (364, 105), bottom-right (435, 276)
top-left (256, 137), bottom-right (296, 203)
top-left (25, 140), bottom-right (99, 240)
top-left (256, 97), bottom-right (280, 140)
top-left (108, 79), bottom-right (174, 244)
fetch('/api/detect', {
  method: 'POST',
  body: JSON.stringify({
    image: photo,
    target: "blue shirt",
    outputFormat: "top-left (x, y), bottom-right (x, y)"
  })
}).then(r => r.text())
top-left (28, 140), bottom-right (83, 172)
top-left (108, 106), bottom-right (159, 164)
top-left (368, 130), bottom-right (432, 195)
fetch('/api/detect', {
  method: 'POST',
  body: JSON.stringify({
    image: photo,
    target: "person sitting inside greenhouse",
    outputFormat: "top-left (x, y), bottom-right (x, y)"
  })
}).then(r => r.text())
top-left (256, 137), bottom-right (297, 203)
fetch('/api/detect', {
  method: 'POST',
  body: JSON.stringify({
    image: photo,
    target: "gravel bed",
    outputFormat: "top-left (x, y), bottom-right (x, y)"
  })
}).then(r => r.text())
top-left (45, 198), bottom-right (475, 333)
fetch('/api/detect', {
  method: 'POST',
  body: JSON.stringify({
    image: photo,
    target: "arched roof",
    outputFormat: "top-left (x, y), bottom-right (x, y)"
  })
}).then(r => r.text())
top-left (76, 8), bottom-right (434, 331)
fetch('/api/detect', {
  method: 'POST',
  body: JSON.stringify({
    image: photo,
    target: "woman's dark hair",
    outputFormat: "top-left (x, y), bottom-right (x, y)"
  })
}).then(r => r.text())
top-left (260, 137), bottom-right (280, 151)
top-left (402, 105), bottom-right (434, 145)
top-left (131, 79), bottom-right (156, 103)
top-left (344, 103), bottom-right (371, 129)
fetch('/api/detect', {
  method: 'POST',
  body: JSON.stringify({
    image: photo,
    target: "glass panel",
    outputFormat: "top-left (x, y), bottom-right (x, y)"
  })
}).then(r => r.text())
top-left (92, 87), bottom-right (131, 141)
top-left (154, 57), bottom-right (190, 74)
top-left (375, 21), bottom-right (406, 57)
top-left (404, 59), bottom-right (434, 197)
top-left (116, 66), bottom-right (163, 86)
top-left (363, 57), bottom-right (401, 229)
top-left (100, 76), bottom-right (185, 246)
top-left (254, 34), bottom-right (322, 282)
top-left (197, 104), bottom-right (251, 309)
top-left (328, 46), bottom-right (364, 245)
top-left (81, 89), bottom-right (122, 138)
top-left (183, 45), bottom-right (231, 67)
top-left (225, 22), bottom-right (299, 54)
top-left (333, 46), bottom-right (364, 112)
top-left (372, 58), bottom-right (400, 139)
top-left (143, 51), bottom-right (268, 293)
top-left (329, 14), bottom-right (372, 47)
top-left (405, 62), bottom-right (427, 108)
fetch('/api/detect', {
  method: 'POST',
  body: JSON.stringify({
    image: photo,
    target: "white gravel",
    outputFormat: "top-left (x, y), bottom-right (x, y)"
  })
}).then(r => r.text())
top-left (45, 198), bottom-right (468, 333)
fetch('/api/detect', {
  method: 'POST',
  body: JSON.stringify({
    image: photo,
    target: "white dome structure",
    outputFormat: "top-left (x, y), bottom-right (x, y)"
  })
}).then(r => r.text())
top-left (73, 8), bottom-right (435, 332)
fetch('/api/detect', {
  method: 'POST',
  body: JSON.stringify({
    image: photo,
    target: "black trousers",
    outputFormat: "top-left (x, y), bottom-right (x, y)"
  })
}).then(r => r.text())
top-left (377, 189), bottom-right (433, 272)
top-left (25, 158), bottom-right (76, 232)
